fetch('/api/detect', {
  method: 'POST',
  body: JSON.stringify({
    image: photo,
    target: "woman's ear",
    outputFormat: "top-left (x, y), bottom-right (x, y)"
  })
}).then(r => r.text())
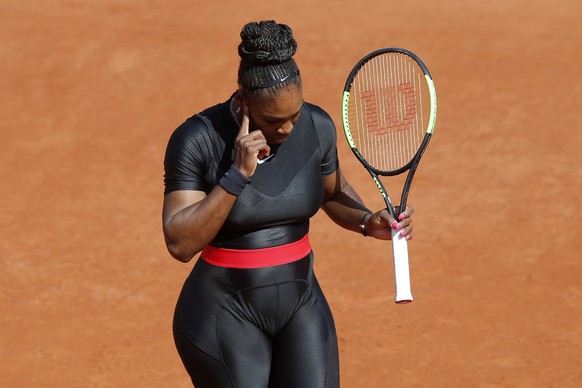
top-left (233, 89), bottom-right (244, 113)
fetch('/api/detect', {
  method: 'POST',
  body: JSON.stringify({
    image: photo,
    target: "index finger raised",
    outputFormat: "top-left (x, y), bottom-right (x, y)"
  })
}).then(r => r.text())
top-left (238, 104), bottom-right (249, 137)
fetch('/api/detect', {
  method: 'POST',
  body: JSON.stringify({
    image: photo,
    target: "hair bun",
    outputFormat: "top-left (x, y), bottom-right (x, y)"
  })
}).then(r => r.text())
top-left (238, 20), bottom-right (297, 66)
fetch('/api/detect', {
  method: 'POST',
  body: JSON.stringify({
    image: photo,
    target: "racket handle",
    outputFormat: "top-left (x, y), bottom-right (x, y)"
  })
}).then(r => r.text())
top-left (391, 228), bottom-right (413, 304)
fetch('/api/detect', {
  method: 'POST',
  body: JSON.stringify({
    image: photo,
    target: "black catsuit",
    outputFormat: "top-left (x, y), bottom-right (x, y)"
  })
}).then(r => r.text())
top-left (163, 96), bottom-right (341, 388)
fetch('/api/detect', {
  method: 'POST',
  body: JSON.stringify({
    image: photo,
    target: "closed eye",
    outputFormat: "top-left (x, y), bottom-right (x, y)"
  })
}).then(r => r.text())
top-left (263, 107), bottom-right (302, 124)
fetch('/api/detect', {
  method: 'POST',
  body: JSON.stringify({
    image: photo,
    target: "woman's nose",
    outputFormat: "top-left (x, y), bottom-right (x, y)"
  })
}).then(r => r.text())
top-left (278, 121), bottom-right (293, 135)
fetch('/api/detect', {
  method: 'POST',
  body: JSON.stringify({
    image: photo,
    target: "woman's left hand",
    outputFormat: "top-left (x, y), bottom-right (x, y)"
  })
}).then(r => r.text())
top-left (364, 205), bottom-right (414, 241)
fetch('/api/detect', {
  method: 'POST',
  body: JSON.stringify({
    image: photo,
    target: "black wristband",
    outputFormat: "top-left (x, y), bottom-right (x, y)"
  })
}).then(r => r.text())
top-left (219, 165), bottom-right (251, 196)
top-left (359, 212), bottom-right (373, 237)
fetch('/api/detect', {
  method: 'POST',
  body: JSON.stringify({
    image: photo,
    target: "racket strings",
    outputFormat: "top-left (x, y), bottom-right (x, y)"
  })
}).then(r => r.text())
top-left (348, 53), bottom-right (428, 173)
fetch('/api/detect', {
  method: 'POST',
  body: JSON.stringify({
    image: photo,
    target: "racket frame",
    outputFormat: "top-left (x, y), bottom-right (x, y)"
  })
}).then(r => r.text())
top-left (341, 47), bottom-right (437, 303)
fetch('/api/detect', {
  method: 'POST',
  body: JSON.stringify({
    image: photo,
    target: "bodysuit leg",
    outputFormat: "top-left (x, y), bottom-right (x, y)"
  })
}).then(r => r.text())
top-left (173, 256), bottom-right (340, 388)
top-left (268, 275), bottom-right (340, 388)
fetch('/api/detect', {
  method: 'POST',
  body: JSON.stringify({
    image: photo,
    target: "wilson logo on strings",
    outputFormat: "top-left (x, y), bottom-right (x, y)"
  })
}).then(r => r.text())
top-left (360, 82), bottom-right (416, 134)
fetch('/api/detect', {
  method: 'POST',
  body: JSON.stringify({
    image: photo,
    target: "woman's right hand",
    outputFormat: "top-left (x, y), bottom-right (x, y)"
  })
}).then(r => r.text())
top-left (234, 105), bottom-right (270, 178)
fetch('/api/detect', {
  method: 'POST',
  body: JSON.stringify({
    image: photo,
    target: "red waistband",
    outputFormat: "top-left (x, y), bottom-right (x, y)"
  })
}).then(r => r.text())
top-left (201, 234), bottom-right (312, 269)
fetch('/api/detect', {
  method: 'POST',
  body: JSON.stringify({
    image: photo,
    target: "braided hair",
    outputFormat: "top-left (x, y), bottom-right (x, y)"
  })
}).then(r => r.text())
top-left (237, 20), bottom-right (302, 101)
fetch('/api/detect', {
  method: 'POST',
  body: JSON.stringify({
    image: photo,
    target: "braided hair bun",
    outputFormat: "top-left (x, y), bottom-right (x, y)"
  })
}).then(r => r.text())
top-left (237, 20), bottom-right (301, 98)
top-left (238, 21), bottom-right (297, 66)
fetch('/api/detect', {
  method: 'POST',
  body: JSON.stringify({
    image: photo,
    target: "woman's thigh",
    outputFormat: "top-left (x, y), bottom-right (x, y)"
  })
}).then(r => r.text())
top-left (268, 276), bottom-right (340, 388)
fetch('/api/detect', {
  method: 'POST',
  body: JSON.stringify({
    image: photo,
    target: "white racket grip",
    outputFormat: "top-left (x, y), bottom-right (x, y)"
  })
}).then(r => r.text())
top-left (391, 228), bottom-right (413, 304)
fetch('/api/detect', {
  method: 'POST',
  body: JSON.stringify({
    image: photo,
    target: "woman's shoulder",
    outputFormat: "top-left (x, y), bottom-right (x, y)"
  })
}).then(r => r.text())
top-left (169, 101), bottom-right (230, 144)
top-left (303, 102), bottom-right (333, 123)
top-left (303, 102), bottom-right (336, 139)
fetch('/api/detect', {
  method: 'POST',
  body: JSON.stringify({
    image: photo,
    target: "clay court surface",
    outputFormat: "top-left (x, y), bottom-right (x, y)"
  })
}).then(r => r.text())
top-left (1, 0), bottom-right (581, 386)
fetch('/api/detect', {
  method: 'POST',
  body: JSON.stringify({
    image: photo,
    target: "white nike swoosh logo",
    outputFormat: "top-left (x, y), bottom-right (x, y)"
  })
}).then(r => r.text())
top-left (257, 154), bottom-right (275, 164)
top-left (279, 74), bottom-right (290, 82)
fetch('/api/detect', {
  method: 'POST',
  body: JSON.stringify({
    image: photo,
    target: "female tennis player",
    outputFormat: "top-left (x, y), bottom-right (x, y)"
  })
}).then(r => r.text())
top-left (162, 20), bottom-right (414, 388)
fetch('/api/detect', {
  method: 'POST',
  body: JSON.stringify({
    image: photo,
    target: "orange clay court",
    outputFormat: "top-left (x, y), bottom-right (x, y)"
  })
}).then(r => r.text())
top-left (1, 0), bottom-right (581, 387)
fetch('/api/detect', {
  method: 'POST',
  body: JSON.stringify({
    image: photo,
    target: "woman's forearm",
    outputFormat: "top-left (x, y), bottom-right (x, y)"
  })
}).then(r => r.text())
top-left (322, 181), bottom-right (371, 233)
top-left (163, 186), bottom-right (238, 262)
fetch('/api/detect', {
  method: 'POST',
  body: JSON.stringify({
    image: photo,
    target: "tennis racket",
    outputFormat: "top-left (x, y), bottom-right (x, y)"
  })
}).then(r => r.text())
top-left (341, 48), bottom-right (437, 304)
